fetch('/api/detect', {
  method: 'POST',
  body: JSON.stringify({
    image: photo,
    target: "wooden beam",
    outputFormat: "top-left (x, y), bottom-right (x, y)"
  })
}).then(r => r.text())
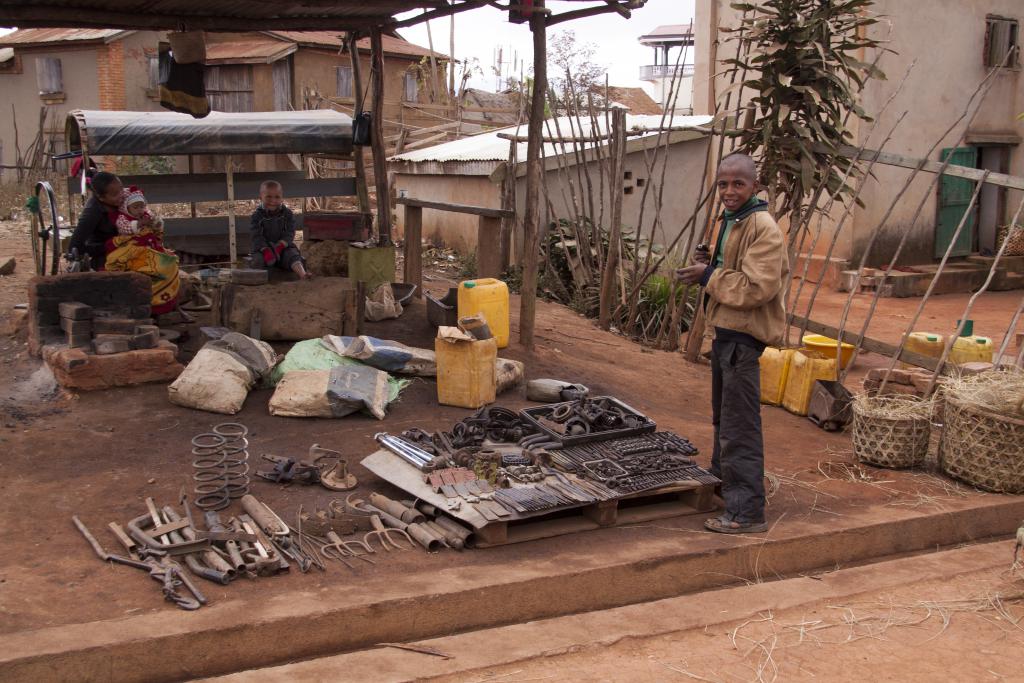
top-left (832, 143), bottom-right (1024, 192)
top-left (477, 215), bottom-right (503, 278)
top-left (347, 32), bottom-right (372, 216)
top-left (395, 196), bottom-right (513, 219)
top-left (0, 6), bottom-right (382, 31)
top-left (403, 205), bottom-right (423, 299)
top-left (225, 155), bottom-right (237, 265)
top-left (370, 27), bottom-right (393, 245)
top-left (598, 108), bottom-right (626, 330)
top-left (389, 0), bottom-right (492, 30)
top-left (546, 1), bottom-right (632, 26)
top-left (788, 314), bottom-right (940, 371)
top-left (519, 0), bottom-right (547, 350)
top-left (396, 131), bottom-right (448, 151)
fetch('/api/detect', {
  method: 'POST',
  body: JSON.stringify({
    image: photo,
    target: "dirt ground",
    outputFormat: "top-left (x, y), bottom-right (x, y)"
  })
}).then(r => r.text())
top-left (0, 211), bottom-right (1021, 638)
top-left (427, 556), bottom-right (1024, 683)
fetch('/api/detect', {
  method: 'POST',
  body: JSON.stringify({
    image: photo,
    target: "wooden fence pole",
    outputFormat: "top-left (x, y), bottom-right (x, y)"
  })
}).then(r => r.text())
top-left (518, 0), bottom-right (547, 350)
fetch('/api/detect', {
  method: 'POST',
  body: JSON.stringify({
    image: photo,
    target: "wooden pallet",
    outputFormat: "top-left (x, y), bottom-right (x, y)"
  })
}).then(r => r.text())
top-left (362, 449), bottom-right (716, 548)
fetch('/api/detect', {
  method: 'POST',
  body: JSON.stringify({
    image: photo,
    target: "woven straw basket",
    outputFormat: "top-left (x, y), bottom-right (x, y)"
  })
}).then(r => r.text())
top-left (852, 396), bottom-right (931, 469)
top-left (997, 223), bottom-right (1024, 257)
top-left (939, 394), bottom-right (1024, 493)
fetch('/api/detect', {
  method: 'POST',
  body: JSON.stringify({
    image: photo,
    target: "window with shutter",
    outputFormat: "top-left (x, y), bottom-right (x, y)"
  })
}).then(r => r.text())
top-left (336, 65), bottom-right (353, 98)
top-left (984, 17), bottom-right (1020, 68)
top-left (35, 57), bottom-right (63, 95)
top-left (403, 73), bottom-right (418, 102)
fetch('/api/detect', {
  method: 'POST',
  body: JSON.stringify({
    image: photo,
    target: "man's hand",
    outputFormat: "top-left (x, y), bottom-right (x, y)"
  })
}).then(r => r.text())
top-left (694, 244), bottom-right (710, 265)
top-left (675, 264), bottom-right (708, 285)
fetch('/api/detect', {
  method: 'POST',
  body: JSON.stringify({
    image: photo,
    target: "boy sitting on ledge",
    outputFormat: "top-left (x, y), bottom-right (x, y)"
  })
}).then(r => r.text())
top-left (249, 180), bottom-right (311, 279)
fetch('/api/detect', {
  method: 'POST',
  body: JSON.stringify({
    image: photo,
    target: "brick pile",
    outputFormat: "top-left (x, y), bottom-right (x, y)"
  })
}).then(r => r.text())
top-left (28, 272), bottom-right (183, 390)
top-left (862, 362), bottom-right (994, 397)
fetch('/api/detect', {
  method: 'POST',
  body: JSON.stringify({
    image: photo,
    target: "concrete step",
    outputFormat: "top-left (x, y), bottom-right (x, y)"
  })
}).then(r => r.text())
top-left (204, 540), bottom-right (1017, 682)
top-left (2, 495), bottom-right (1023, 683)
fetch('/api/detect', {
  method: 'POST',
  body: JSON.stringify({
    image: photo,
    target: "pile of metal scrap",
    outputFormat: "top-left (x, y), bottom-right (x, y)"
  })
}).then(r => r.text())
top-left (370, 397), bottom-right (718, 522)
top-left (71, 492), bottom-right (318, 611)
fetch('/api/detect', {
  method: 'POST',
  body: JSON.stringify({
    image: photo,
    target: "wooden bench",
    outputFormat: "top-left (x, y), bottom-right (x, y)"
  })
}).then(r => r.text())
top-left (396, 196), bottom-right (514, 298)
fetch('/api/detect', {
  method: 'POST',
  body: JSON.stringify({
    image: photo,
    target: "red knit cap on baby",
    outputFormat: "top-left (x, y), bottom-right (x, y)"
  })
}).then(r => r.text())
top-left (123, 186), bottom-right (146, 208)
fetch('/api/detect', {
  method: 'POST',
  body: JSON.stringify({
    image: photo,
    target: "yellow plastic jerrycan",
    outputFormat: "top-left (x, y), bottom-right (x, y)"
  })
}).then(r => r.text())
top-left (458, 278), bottom-right (510, 349)
top-left (782, 350), bottom-right (836, 416)
top-left (950, 335), bottom-right (993, 365)
top-left (759, 347), bottom-right (795, 406)
top-left (902, 332), bottom-right (944, 368)
top-left (435, 333), bottom-right (497, 409)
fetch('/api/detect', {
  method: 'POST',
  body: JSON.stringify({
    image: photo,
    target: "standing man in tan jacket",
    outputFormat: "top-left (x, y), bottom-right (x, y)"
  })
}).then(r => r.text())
top-left (676, 153), bottom-right (789, 533)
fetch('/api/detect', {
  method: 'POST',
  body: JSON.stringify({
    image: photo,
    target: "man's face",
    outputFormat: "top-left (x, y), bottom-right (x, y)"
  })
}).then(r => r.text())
top-left (716, 164), bottom-right (756, 212)
top-left (261, 186), bottom-right (283, 211)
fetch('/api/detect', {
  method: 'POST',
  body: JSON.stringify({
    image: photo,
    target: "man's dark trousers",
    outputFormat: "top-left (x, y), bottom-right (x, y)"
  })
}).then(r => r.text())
top-left (709, 338), bottom-right (766, 524)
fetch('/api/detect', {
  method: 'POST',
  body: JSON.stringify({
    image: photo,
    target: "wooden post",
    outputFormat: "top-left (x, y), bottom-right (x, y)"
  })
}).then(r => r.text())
top-left (598, 107), bottom-right (626, 330)
top-left (225, 154), bottom-right (237, 266)
top-left (477, 215), bottom-right (502, 278)
top-left (403, 204), bottom-right (423, 298)
top-left (518, 0), bottom-right (547, 350)
top-left (188, 155), bottom-right (197, 218)
top-left (348, 32), bottom-right (371, 216)
top-left (369, 27), bottom-right (392, 245)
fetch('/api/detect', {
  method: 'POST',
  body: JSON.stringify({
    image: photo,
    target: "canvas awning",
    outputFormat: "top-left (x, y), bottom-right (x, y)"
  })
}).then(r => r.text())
top-left (66, 109), bottom-right (353, 156)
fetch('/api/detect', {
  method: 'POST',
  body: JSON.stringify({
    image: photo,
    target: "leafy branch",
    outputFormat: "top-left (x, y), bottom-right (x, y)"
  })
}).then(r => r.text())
top-left (724, 0), bottom-right (888, 223)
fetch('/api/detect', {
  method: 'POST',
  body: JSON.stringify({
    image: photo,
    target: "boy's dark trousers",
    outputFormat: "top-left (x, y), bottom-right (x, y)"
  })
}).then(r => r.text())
top-left (709, 338), bottom-right (766, 524)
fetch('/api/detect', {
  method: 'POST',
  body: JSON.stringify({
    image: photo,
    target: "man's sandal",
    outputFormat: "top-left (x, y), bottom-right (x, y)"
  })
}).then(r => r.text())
top-left (704, 515), bottom-right (768, 534)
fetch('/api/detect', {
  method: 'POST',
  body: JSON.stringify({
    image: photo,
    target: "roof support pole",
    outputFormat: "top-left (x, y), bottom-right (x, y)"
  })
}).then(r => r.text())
top-left (347, 32), bottom-right (372, 216)
top-left (369, 26), bottom-right (392, 245)
top-left (518, 0), bottom-right (547, 350)
top-left (225, 154), bottom-right (237, 266)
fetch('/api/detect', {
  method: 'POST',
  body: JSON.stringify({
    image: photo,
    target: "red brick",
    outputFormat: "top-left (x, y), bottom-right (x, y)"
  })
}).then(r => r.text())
top-left (43, 341), bottom-right (183, 391)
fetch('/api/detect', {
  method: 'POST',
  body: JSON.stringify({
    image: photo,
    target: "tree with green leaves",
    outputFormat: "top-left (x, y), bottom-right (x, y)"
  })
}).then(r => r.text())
top-left (724, 0), bottom-right (885, 226)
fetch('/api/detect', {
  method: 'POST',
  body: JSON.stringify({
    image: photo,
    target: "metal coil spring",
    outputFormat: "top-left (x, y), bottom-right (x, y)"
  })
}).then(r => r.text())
top-left (192, 422), bottom-right (250, 511)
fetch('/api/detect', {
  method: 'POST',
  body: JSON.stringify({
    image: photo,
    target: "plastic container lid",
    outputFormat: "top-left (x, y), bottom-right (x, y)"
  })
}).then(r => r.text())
top-left (978, 338), bottom-right (987, 344)
top-left (927, 335), bottom-right (938, 341)
top-left (463, 281), bottom-right (476, 288)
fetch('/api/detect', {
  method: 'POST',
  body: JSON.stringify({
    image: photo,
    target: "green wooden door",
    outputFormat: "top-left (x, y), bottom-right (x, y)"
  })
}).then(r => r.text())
top-left (935, 146), bottom-right (978, 258)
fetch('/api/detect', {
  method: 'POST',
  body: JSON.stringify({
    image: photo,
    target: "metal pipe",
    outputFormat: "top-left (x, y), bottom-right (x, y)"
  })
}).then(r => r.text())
top-left (369, 493), bottom-right (425, 524)
top-left (162, 506), bottom-right (234, 584)
top-left (405, 523), bottom-right (443, 552)
top-left (424, 520), bottom-right (463, 550)
top-left (433, 515), bottom-right (475, 548)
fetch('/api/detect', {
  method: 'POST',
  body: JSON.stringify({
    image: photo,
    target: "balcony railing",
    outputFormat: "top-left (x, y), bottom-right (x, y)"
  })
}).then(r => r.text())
top-left (639, 64), bottom-right (695, 81)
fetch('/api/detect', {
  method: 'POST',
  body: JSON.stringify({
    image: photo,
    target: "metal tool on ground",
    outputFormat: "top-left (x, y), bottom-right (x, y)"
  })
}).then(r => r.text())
top-left (375, 432), bottom-right (435, 470)
top-left (191, 422), bottom-right (251, 511)
top-left (520, 396), bottom-right (656, 445)
top-left (72, 515), bottom-right (206, 610)
top-left (320, 530), bottom-right (375, 566)
top-left (256, 453), bottom-right (324, 485)
top-left (316, 444), bottom-right (358, 491)
top-left (343, 494), bottom-right (418, 551)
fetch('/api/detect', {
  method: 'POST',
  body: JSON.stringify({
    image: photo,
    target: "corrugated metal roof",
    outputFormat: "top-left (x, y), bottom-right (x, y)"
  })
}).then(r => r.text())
top-left (0, 1), bottom-right (448, 30)
top-left (392, 114), bottom-right (713, 165)
top-left (204, 34), bottom-right (297, 64)
top-left (640, 24), bottom-right (695, 39)
top-left (595, 86), bottom-right (663, 116)
top-left (269, 31), bottom-right (448, 59)
top-left (0, 28), bottom-right (125, 46)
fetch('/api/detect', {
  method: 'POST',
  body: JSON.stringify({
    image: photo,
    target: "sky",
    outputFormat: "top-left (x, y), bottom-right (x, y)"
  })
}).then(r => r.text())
top-left (1, 0), bottom-right (696, 93)
top-left (396, 0), bottom-right (696, 95)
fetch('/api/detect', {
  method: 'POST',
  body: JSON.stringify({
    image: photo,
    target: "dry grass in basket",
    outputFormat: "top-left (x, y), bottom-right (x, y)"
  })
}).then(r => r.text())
top-left (852, 392), bottom-right (935, 420)
top-left (944, 367), bottom-right (1024, 419)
